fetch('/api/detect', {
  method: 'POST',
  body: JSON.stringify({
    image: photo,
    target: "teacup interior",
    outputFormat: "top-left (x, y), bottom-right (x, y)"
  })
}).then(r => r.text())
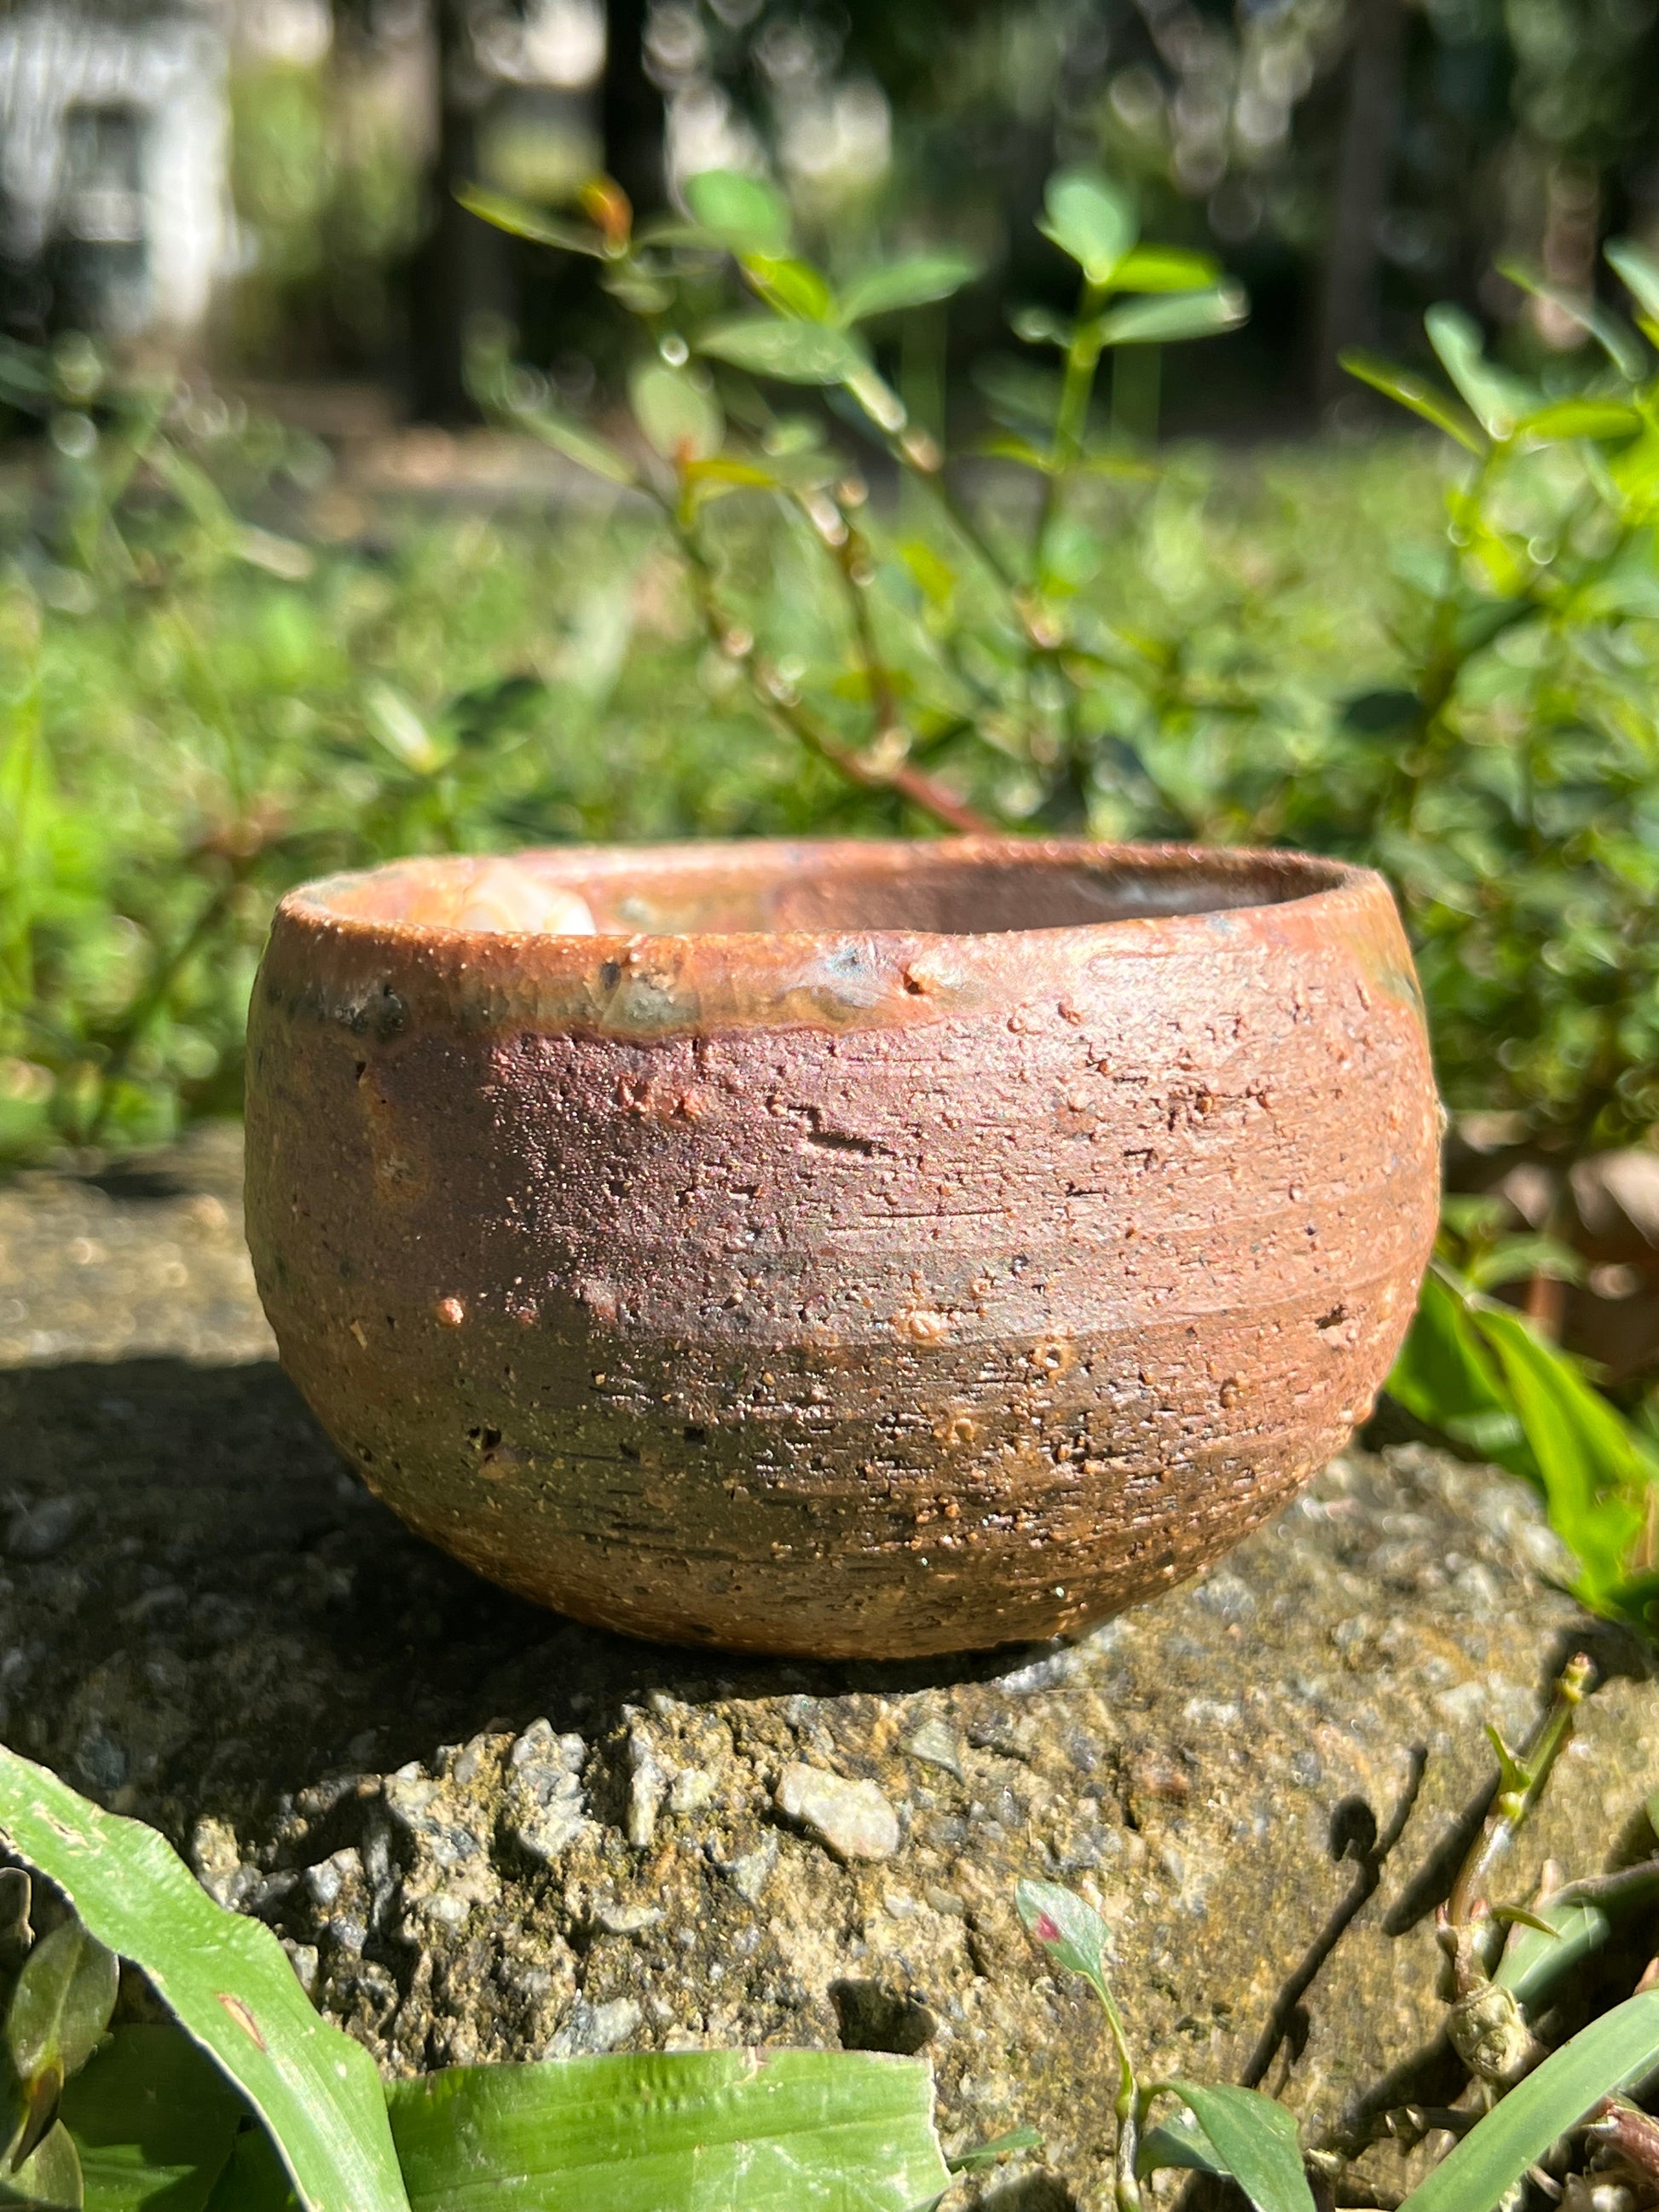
top-left (313, 844), bottom-right (1346, 939)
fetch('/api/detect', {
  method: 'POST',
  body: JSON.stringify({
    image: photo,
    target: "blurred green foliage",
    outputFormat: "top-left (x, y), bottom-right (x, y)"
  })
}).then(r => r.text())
top-left (0, 203), bottom-right (1656, 1208)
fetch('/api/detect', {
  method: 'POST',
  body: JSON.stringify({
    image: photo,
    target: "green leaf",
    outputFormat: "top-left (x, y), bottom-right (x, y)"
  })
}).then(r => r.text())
top-left (1495, 261), bottom-right (1647, 380)
top-left (977, 431), bottom-right (1055, 471)
top-left (362, 684), bottom-right (446, 777)
top-left (0, 2121), bottom-right (81, 2209)
top-left (1159, 2083), bottom-right (1315, 2212)
top-left (1037, 170), bottom-right (1137, 286)
top-left (1425, 304), bottom-right (1537, 438)
top-left (6, 1922), bottom-right (118, 2163)
top-left (1385, 1272), bottom-right (1533, 1480)
top-left (385, 2050), bottom-right (952, 2212)
top-left (838, 252), bottom-right (980, 324)
top-left (1465, 1302), bottom-right (1652, 1606)
top-left (1014, 1880), bottom-right (1114, 2003)
top-left (1112, 245), bottom-right (1223, 293)
top-left (512, 404), bottom-right (639, 488)
top-left (203, 2127), bottom-right (299, 2212)
top-left (1009, 305), bottom-right (1072, 349)
top-left (1095, 286), bottom-right (1246, 345)
top-left (945, 2124), bottom-right (1043, 2172)
top-left (0, 1743), bottom-right (410, 2212)
top-left (1517, 399), bottom-right (1645, 442)
top-left (1340, 350), bottom-right (1488, 453)
top-left (697, 318), bottom-right (868, 385)
top-left (1398, 1990), bottom-right (1659, 2212)
top-left (742, 256), bottom-right (836, 322)
top-left (1138, 2109), bottom-right (1228, 2178)
top-left (627, 361), bottom-right (723, 463)
top-left (1494, 1865), bottom-right (1659, 2010)
top-left (1607, 238), bottom-right (1659, 324)
top-left (683, 170), bottom-right (791, 256)
top-left (454, 187), bottom-right (607, 258)
top-left (8, 1923), bottom-right (118, 2088)
top-left (60, 2026), bottom-right (244, 2212)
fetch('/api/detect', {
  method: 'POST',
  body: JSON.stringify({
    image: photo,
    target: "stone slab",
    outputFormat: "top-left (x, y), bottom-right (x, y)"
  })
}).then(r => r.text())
top-left (1, 1129), bottom-right (1654, 2209)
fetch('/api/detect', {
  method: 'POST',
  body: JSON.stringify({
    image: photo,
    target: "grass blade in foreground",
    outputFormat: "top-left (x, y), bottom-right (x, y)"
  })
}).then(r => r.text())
top-left (1397, 1990), bottom-right (1659, 2212)
top-left (386, 2049), bottom-right (953, 2212)
top-left (0, 1744), bottom-right (408, 2212)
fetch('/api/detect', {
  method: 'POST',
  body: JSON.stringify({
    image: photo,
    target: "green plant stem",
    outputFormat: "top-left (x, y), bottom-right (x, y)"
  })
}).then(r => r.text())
top-left (664, 486), bottom-right (991, 834)
top-left (1033, 276), bottom-right (1111, 591)
top-left (1448, 1650), bottom-right (1594, 1945)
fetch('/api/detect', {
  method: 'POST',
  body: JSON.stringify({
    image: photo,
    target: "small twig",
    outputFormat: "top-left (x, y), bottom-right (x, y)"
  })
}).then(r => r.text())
top-left (666, 484), bottom-right (991, 835)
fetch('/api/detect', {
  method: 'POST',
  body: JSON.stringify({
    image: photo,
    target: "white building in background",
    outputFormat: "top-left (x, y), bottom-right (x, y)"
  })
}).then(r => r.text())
top-left (0, 2), bottom-right (233, 335)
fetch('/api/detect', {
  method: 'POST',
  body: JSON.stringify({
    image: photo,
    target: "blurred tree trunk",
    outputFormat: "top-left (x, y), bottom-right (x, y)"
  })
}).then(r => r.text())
top-left (1317, 0), bottom-right (1407, 407)
top-left (603, 0), bottom-right (665, 217)
top-left (409, 0), bottom-right (511, 420)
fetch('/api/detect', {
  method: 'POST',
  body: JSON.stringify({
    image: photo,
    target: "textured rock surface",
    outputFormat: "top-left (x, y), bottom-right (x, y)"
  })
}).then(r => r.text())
top-left (2, 1129), bottom-right (1656, 2210)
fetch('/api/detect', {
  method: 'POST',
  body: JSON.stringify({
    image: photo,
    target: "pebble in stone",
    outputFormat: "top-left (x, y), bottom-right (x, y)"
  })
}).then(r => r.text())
top-left (3, 1497), bottom-right (77, 1562)
top-left (774, 1763), bottom-right (900, 1863)
top-left (592, 1900), bottom-right (664, 1936)
top-left (904, 1718), bottom-right (965, 1781)
top-left (626, 1725), bottom-right (667, 1850)
top-left (718, 1838), bottom-right (777, 1903)
top-left (547, 1995), bottom-right (643, 2057)
top-left (504, 1719), bottom-right (588, 1863)
top-left (668, 1765), bottom-right (717, 1816)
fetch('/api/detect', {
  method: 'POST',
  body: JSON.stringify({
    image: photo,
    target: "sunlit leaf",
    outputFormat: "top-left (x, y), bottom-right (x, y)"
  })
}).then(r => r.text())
top-left (454, 186), bottom-right (607, 258)
top-left (1495, 260), bottom-right (1647, 380)
top-left (1386, 1270), bottom-right (1534, 1479)
top-left (1095, 286), bottom-right (1246, 346)
top-left (362, 684), bottom-right (446, 777)
top-left (742, 256), bottom-right (836, 321)
top-left (0, 1745), bottom-right (410, 2212)
top-left (839, 252), bottom-right (981, 324)
top-left (386, 2050), bottom-right (952, 2212)
top-left (698, 318), bottom-right (868, 385)
top-left (1037, 170), bottom-right (1137, 286)
top-left (1340, 349), bottom-right (1487, 453)
top-left (627, 361), bottom-right (723, 463)
top-left (1465, 1302), bottom-right (1653, 1608)
top-left (1113, 245), bottom-right (1223, 293)
top-left (945, 2125), bottom-right (1043, 2172)
top-left (976, 431), bottom-right (1055, 470)
top-left (1607, 237), bottom-right (1659, 326)
top-left (1014, 1880), bottom-right (1113, 2005)
top-left (1517, 399), bottom-right (1645, 442)
top-left (1396, 1991), bottom-right (1659, 2212)
top-left (1159, 2083), bottom-right (1315, 2212)
top-left (60, 2026), bottom-right (245, 2212)
top-left (1425, 304), bottom-right (1538, 438)
top-left (684, 170), bottom-right (792, 256)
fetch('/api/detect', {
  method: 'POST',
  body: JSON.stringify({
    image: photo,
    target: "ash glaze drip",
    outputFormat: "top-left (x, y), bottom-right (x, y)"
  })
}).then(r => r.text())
top-left (245, 836), bottom-right (1440, 1659)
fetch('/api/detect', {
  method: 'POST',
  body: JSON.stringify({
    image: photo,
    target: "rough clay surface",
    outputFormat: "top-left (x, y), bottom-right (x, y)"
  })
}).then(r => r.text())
top-left (246, 838), bottom-right (1439, 1656)
top-left (3, 1129), bottom-right (1656, 2210)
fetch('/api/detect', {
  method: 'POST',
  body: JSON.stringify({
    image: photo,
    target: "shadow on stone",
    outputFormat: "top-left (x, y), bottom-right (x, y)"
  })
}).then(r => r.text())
top-left (830, 1978), bottom-right (938, 2055)
top-left (0, 1354), bottom-right (1076, 1823)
